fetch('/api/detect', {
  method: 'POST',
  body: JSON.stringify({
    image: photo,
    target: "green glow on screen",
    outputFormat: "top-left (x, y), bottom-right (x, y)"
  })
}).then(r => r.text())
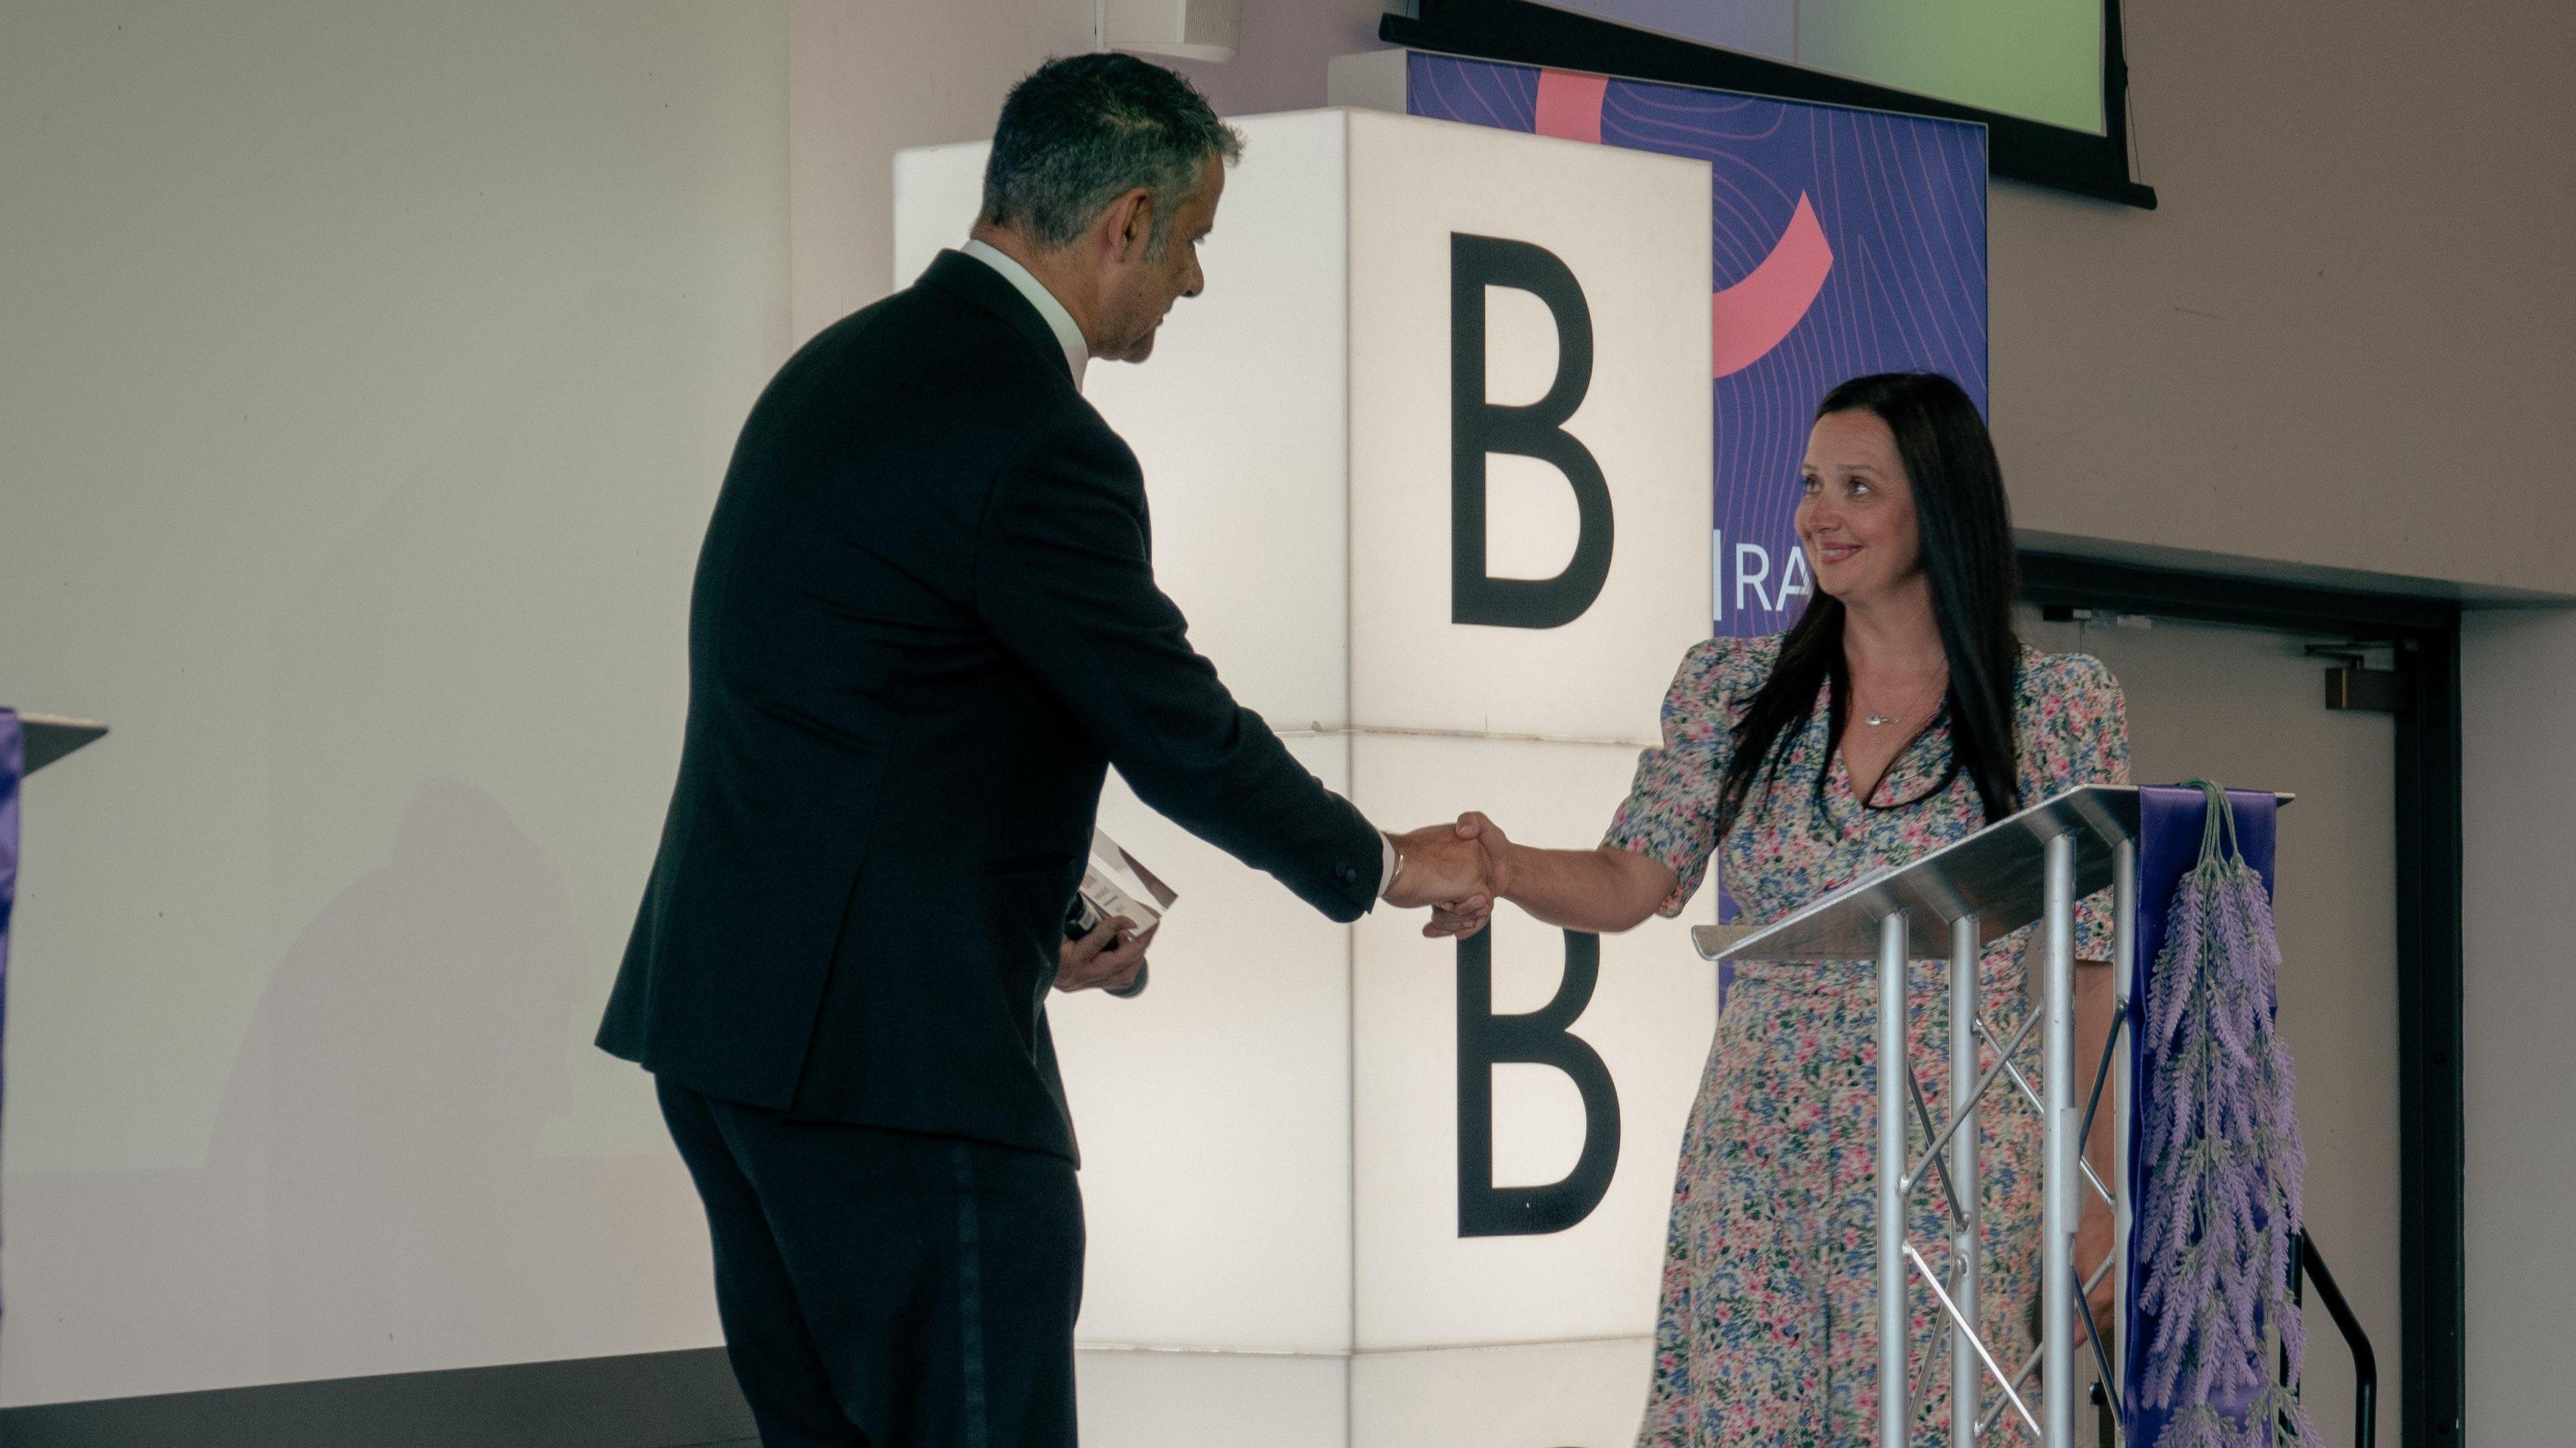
top-left (1801, 0), bottom-right (2103, 135)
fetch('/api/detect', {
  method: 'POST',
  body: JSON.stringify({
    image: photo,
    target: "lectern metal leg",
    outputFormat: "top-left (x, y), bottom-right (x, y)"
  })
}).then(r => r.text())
top-left (1879, 909), bottom-right (1910, 1447)
top-left (2041, 833), bottom-right (2078, 1448)
top-left (1950, 912), bottom-right (1981, 1448)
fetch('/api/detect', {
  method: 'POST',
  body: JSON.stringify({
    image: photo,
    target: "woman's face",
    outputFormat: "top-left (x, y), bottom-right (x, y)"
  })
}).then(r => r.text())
top-left (1796, 408), bottom-right (1923, 607)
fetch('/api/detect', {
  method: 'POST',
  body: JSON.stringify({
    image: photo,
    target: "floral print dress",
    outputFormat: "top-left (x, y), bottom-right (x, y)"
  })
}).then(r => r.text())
top-left (1607, 635), bottom-right (2129, 1447)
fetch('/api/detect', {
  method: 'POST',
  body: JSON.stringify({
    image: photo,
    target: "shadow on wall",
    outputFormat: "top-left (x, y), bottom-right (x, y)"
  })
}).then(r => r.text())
top-left (203, 776), bottom-right (638, 1377)
top-left (3, 276), bottom-right (748, 1402)
top-left (2, 284), bottom-right (755, 1404)
top-left (4, 788), bottom-right (713, 1407)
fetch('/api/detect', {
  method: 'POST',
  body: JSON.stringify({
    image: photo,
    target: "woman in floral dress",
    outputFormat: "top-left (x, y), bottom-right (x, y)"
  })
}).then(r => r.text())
top-left (1436, 373), bottom-right (2129, 1445)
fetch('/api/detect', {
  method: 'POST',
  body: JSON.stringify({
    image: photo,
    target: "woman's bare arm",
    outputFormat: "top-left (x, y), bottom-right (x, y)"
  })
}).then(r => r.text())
top-left (1424, 812), bottom-right (1678, 938)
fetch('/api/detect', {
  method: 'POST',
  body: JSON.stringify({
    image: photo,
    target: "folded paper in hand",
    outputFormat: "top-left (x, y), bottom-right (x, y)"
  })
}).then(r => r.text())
top-left (1075, 828), bottom-right (1177, 935)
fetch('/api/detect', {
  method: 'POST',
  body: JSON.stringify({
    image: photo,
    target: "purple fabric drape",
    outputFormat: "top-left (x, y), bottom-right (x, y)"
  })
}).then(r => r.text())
top-left (0, 710), bottom-right (19, 1315)
top-left (2124, 785), bottom-right (2285, 1445)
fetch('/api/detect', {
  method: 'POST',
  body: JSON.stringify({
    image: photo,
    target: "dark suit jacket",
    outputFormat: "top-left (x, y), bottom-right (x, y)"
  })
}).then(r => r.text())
top-left (598, 250), bottom-right (1384, 1163)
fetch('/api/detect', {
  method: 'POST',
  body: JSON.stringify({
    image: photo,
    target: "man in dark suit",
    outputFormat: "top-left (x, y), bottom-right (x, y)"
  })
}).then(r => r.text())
top-left (598, 54), bottom-right (1487, 1448)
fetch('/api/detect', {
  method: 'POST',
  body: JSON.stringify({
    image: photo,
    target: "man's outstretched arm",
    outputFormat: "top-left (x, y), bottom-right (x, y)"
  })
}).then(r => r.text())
top-left (974, 427), bottom-right (1491, 920)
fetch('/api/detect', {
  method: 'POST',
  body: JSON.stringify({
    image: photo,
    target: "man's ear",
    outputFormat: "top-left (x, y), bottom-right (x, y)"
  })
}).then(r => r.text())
top-left (1098, 186), bottom-right (1155, 266)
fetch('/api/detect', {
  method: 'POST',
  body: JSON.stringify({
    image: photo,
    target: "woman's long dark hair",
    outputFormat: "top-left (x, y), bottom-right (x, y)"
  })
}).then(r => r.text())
top-left (1713, 372), bottom-right (2023, 837)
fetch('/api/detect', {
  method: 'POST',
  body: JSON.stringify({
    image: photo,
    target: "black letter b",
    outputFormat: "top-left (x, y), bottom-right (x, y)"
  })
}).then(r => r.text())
top-left (1456, 929), bottom-right (1621, 1237)
top-left (1450, 233), bottom-right (1615, 630)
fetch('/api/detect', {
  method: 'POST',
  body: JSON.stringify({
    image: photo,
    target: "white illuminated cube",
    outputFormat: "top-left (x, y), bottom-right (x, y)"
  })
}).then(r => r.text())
top-left (898, 109), bottom-right (1711, 1445)
top-left (1351, 1337), bottom-right (1658, 1448)
top-left (1349, 732), bottom-right (1714, 1352)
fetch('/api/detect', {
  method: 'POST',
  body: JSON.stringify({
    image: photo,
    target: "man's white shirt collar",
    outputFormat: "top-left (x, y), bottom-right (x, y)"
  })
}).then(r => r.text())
top-left (961, 239), bottom-right (1089, 392)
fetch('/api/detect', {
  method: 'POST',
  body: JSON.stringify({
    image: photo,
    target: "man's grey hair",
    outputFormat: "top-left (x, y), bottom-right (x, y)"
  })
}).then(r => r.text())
top-left (980, 53), bottom-right (1244, 258)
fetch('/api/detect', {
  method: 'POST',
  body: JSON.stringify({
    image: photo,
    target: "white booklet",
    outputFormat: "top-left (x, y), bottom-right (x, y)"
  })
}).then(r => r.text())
top-left (1075, 828), bottom-right (1177, 936)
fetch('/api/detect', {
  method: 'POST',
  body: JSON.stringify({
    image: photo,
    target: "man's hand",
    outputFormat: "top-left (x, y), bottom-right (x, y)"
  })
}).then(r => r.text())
top-left (1057, 916), bottom-right (1152, 995)
top-left (1384, 821), bottom-right (1493, 910)
top-left (1423, 812), bottom-right (1511, 940)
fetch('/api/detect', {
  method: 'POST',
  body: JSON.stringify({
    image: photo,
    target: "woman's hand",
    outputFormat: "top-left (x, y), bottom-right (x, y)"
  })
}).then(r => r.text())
top-left (1056, 915), bottom-right (1152, 994)
top-left (1423, 812), bottom-right (1512, 939)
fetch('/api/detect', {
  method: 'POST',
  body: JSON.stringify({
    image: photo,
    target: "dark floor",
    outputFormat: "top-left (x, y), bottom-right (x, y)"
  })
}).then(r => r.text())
top-left (0, 1347), bottom-right (755, 1448)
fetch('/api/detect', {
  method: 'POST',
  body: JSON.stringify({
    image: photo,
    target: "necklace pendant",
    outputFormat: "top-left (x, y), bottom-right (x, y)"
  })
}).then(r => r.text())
top-left (1865, 712), bottom-right (1895, 727)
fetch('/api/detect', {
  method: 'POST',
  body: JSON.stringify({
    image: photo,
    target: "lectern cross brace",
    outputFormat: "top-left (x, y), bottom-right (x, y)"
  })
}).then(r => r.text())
top-left (1849, 828), bottom-right (2137, 1447)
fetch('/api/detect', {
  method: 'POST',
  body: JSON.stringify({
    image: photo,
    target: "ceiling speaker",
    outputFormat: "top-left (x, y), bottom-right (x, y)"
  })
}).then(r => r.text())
top-left (1095, 0), bottom-right (1239, 62)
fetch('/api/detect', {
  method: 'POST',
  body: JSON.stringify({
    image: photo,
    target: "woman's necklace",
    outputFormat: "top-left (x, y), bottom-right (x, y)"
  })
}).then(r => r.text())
top-left (1858, 668), bottom-right (1947, 728)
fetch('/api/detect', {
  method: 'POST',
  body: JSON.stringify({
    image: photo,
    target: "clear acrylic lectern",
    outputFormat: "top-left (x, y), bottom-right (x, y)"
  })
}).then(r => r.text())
top-left (1693, 783), bottom-right (2285, 1448)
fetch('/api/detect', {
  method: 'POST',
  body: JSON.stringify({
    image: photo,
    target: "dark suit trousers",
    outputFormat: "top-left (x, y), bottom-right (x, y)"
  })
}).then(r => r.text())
top-left (657, 1077), bottom-right (1085, 1448)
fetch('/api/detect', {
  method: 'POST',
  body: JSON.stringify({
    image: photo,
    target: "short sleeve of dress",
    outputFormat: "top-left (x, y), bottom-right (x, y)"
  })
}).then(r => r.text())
top-left (1602, 637), bottom-right (1756, 918)
top-left (2021, 652), bottom-right (2133, 960)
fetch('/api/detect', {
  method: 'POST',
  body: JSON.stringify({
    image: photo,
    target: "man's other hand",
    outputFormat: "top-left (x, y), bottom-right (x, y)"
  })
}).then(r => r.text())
top-left (1057, 916), bottom-right (1152, 995)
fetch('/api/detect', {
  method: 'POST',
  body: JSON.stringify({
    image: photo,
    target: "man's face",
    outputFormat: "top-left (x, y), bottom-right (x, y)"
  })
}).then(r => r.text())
top-left (1093, 154), bottom-right (1223, 364)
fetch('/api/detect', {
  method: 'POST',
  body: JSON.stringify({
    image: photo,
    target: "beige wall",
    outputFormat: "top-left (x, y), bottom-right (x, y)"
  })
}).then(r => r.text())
top-left (789, 0), bottom-right (1095, 340)
top-left (786, 0), bottom-right (1391, 340)
top-left (1990, 1), bottom-right (2576, 597)
top-left (0, 0), bottom-right (790, 1403)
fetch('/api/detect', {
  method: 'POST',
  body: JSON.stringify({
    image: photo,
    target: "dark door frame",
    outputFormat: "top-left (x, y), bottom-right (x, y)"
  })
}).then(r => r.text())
top-left (2021, 551), bottom-right (2465, 1448)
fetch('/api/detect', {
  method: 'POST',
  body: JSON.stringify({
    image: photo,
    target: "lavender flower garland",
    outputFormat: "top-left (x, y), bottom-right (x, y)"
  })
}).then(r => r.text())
top-left (2133, 783), bottom-right (2312, 1447)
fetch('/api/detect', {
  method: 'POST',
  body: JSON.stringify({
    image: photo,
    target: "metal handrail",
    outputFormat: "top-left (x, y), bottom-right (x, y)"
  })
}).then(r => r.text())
top-left (2073, 1233), bottom-right (2373, 1448)
top-left (2287, 1229), bottom-right (2377, 1448)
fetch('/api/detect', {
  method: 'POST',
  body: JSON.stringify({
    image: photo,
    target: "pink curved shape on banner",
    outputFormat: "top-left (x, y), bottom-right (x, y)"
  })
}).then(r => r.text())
top-left (1533, 68), bottom-right (1608, 144)
top-left (1712, 194), bottom-right (1834, 377)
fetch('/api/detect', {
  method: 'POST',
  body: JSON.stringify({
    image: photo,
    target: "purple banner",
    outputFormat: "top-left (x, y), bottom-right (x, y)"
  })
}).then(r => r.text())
top-left (2127, 786), bottom-right (2284, 1446)
top-left (1404, 52), bottom-right (1990, 641)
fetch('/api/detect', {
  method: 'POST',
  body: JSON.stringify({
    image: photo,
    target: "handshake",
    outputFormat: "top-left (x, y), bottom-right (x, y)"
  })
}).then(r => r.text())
top-left (1062, 812), bottom-right (1512, 995)
top-left (1062, 812), bottom-right (1519, 997)
top-left (1384, 814), bottom-right (1513, 940)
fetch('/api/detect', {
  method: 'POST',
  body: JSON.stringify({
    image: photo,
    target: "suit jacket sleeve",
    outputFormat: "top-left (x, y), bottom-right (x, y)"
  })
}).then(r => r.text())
top-left (973, 419), bottom-right (1383, 923)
